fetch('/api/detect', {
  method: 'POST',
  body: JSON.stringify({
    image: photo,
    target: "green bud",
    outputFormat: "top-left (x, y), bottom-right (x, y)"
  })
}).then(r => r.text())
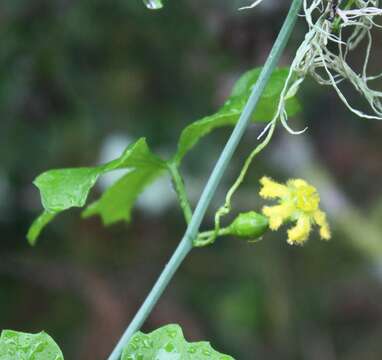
top-left (228, 211), bottom-right (269, 239)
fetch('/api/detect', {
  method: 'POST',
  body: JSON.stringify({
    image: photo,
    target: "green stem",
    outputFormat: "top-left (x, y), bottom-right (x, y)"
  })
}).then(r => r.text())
top-left (199, 227), bottom-right (231, 238)
top-left (107, 1), bottom-right (302, 358)
top-left (214, 120), bottom-right (276, 239)
top-left (168, 161), bottom-right (193, 224)
top-left (194, 226), bottom-right (232, 247)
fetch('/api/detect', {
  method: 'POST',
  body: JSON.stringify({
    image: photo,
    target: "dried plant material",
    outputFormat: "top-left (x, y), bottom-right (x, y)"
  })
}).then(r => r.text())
top-left (246, 0), bottom-right (382, 138)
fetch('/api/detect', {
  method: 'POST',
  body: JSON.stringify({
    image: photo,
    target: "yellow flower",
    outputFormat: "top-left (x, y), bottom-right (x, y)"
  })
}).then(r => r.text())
top-left (259, 176), bottom-right (331, 245)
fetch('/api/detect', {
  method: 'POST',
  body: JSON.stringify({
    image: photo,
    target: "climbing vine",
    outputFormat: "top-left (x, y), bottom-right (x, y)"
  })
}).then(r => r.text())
top-left (2, 1), bottom-right (382, 359)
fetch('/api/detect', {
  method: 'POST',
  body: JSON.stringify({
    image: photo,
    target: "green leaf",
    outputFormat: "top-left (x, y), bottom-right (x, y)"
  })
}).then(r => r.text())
top-left (28, 138), bottom-right (166, 243)
top-left (82, 167), bottom-right (165, 225)
top-left (122, 324), bottom-right (235, 360)
top-left (174, 67), bottom-right (301, 163)
top-left (35, 168), bottom-right (101, 212)
top-left (0, 330), bottom-right (64, 360)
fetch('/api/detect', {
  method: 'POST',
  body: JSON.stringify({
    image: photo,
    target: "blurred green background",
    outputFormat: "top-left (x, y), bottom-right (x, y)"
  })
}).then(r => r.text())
top-left (1, 1), bottom-right (382, 359)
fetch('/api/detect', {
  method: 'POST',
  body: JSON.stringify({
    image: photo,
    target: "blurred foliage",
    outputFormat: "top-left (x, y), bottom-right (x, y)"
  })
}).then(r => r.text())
top-left (1, 1), bottom-right (382, 360)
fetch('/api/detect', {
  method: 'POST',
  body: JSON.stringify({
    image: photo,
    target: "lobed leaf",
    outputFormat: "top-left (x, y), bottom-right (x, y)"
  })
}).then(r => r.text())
top-left (174, 67), bottom-right (300, 163)
top-left (28, 138), bottom-right (166, 244)
top-left (122, 324), bottom-right (235, 360)
top-left (0, 330), bottom-right (64, 360)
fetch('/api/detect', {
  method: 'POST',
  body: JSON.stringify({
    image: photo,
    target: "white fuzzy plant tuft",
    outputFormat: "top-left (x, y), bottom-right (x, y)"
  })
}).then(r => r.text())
top-left (242, 0), bottom-right (382, 137)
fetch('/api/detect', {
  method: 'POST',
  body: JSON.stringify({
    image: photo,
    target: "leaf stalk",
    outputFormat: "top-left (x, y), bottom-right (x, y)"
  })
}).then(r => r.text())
top-left (168, 161), bottom-right (193, 224)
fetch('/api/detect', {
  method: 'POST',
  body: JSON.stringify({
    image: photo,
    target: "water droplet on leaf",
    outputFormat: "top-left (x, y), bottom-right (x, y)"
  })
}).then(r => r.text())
top-left (203, 349), bottom-right (212, 356)
top-left (142, 0), bottom-right (163, 10)
top-left (164, 342), bottom-right (175, 352)
top-left (167, 329), bottom-right (178, 339)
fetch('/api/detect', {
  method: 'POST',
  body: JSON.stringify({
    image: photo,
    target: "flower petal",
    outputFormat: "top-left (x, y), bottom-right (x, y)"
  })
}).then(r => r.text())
top-left (287, 179), bottom-right (309, 189)
top-left (262, 204), bottom-right (294, 230)
top-left (287, 214), bottom-right (311, 245)
top-left (259, 177), bottom-right (289, 199)
top-left (313, 210), bottom-right (331, 240)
